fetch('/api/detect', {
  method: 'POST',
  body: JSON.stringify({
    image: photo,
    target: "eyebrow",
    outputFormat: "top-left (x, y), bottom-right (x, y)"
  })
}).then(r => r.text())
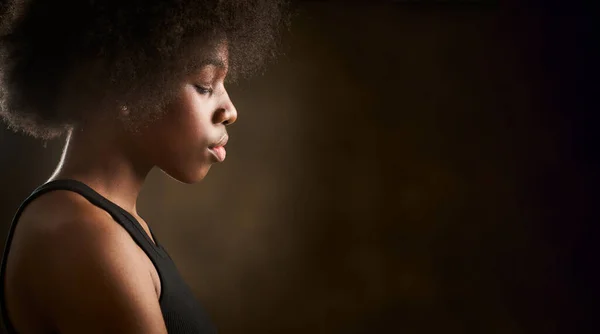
top-left (199, 57), bottom-right (227, 69)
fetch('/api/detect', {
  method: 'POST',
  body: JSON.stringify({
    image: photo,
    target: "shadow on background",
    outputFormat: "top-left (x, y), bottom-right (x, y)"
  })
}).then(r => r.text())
top-left (1, 1), bottom-right (596, 333)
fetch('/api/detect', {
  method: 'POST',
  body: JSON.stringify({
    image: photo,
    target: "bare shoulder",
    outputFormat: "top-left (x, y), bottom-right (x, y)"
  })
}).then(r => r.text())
top-left (12, 189), bottom-right (137, 275)
top-left (18, 189), bottom-right (119, 241)
top-left (6, 190), bottom-right (167, 333)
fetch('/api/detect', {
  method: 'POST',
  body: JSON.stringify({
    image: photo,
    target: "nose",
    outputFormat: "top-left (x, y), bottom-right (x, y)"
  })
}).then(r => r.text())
top-left (213, 90), bottom-right (237, 126)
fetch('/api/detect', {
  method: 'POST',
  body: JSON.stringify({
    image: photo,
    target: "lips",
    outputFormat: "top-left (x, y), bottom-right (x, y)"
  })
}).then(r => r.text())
top-left (210, 146), bottom-right (226, 162)
top-left (209, 134), bottom-right (228, 162)
top-left (210, 134), bottom-right (229, 148)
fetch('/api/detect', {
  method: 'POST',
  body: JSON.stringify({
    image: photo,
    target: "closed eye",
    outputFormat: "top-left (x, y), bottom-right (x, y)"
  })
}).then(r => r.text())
top-left (194, 85), bottom-right (213, 95)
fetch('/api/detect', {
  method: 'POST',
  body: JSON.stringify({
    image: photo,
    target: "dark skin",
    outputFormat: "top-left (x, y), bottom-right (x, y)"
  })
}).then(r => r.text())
top-left (3, 42), bottom-right (237, 333)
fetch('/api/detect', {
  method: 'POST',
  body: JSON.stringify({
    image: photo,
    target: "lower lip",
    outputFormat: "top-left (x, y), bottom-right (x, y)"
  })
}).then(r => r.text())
top-left (209, 146), bottom-right (227, 162)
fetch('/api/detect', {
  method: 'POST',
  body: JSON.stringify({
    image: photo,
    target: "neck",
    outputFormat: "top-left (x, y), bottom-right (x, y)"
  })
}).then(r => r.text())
top-left (47, 123), bottom-right (152, 215)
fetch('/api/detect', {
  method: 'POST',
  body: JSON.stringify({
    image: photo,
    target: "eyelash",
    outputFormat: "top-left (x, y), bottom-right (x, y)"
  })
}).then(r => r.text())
top-left (194, 85), bottom-right (213, 95)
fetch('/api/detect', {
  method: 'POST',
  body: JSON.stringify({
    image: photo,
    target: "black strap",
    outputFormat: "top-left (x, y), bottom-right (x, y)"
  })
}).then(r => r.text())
top-left (30, 179), bottom-right (164, 255)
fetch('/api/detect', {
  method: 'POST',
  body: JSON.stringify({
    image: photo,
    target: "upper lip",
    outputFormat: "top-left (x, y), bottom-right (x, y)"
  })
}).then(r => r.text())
top-left (210, 134), bottom-right (229, 148)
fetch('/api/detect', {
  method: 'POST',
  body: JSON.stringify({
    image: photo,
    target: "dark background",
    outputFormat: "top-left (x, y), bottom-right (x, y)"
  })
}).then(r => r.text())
top-left (1, 1), bottom-right (597, 333)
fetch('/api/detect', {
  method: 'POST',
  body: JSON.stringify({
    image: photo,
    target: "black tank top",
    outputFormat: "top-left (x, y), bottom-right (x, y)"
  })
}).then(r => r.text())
top-left (0, 179), bottom-right (217, 333)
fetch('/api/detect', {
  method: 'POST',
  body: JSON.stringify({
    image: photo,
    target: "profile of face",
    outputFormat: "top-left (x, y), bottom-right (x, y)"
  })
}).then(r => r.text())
top-left (132, 42), bottom-right (238, 184)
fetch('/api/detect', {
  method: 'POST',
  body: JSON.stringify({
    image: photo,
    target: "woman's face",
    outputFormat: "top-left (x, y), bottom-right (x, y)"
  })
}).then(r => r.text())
top-left (134, 42), bottom-right (237, 183)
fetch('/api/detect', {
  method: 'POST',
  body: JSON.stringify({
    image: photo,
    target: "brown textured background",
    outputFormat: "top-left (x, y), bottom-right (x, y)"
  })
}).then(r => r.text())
top-left (1, 1), bottom-right (596, 333)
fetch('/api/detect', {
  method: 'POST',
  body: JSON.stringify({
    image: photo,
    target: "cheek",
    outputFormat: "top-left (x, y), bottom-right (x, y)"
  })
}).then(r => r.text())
top-left (150, 88), bottom-right (215, 173)
top-left (177, 100), bottom-right (213, 149)
top-left (164, 87), bottom-right (212, 146)
top-left (132, 85), bottom-right (217, 183)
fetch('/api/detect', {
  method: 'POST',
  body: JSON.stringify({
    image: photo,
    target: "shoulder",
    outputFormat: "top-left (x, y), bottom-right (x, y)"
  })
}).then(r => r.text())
top-left (16, 189), bottom-right (134, 264)
top-left (9, 190), bottom-right (166, 333)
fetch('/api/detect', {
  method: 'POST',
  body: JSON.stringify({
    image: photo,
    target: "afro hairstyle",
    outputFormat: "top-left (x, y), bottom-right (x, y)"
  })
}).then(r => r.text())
top-left (0, 0), bottom-right (291, 139)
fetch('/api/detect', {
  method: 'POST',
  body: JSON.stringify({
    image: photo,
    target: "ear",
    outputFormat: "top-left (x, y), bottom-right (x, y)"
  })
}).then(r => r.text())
top-left (120, 105), bottom-right (130, 116)
top-left (116, 104), bottom-right (135, 132)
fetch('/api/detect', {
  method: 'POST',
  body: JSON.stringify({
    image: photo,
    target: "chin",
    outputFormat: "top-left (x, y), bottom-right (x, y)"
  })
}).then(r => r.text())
top-left (161, 164), bottom-right (213, 184)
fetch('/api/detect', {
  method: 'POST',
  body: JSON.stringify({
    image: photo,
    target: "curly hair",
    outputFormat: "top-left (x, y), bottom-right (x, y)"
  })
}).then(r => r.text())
top-left (0, 0), bottom-right (290, 139)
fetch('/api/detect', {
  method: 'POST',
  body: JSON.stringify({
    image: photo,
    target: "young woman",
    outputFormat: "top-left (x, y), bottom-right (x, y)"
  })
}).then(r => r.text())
top-left (0, 1), bottom-right (288, 333)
